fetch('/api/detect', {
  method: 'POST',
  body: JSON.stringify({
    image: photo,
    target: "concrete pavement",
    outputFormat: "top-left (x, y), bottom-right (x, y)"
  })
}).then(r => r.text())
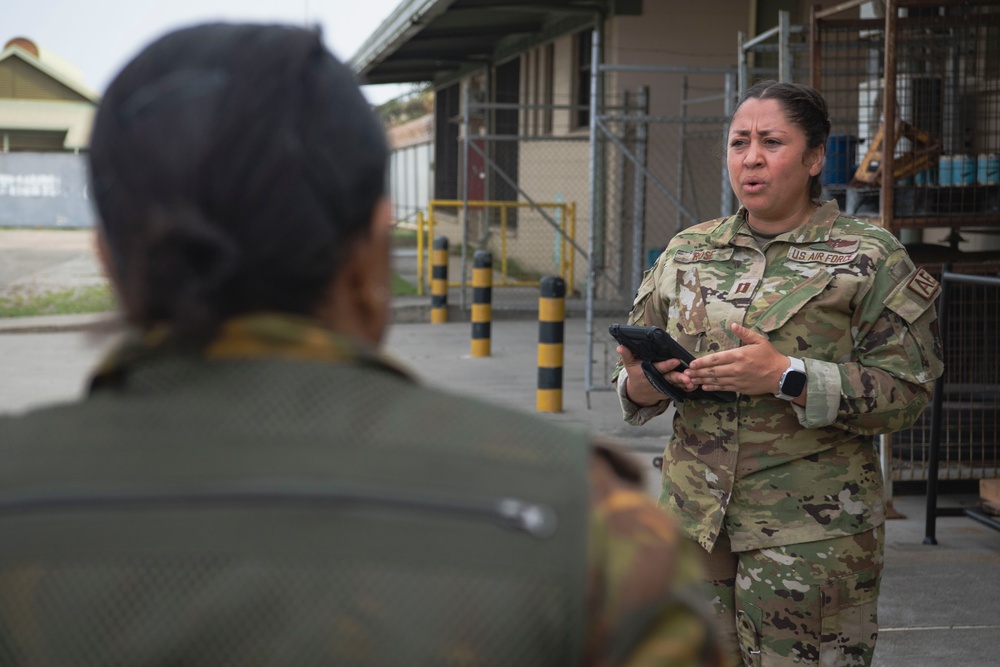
top-left (3, 315), bottom-right (1000, 666)
top-left (0, 228), bottom-right (101, 296)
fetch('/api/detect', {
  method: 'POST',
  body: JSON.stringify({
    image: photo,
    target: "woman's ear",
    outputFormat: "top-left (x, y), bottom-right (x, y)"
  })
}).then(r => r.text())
top-left (94, 229), bottom-right (121, 294)
top-left (807, 146), bottom-right (826, 177)
top-left (315, 197), bottom-right (394, 345)
top-left (359, 198), bottom-right (393, 344)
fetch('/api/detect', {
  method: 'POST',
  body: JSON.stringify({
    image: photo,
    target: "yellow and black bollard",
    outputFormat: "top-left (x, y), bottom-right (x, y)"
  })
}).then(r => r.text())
top-left (537, 275), bottom-right (566, 412)
top-left (471, 250), bottom-right (492, 357)
top-left (430, 236), bottom-right (448, 324)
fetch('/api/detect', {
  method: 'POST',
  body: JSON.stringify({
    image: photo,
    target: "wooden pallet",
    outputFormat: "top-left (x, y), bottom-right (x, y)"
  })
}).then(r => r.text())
top-left (981, 479), bottom-right (1000, 515)
top-left (851, 120), bottom-right (941, 187)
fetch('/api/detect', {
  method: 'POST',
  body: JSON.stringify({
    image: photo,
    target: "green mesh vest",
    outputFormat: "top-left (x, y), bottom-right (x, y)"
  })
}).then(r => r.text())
top-left (0, 353), bottom-right (591, 666)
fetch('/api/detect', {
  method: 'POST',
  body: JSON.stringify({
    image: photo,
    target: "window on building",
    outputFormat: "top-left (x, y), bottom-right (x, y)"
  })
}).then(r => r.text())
top-left (543, 43), bottom-right (555, 135)
top-left (525, 43), bottom-right (555, 136)
top-left (434, 83), bottom-right (460, 200)
top-left (575, 28), bottom-right (594, 130)
top-left (491, 58), bottom-right (520, 225)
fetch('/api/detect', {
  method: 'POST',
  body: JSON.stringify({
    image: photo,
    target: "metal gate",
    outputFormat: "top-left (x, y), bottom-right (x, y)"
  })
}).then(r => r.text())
top-left (419, 90), bottom-right (594, 312)
top-left (897, 264), bottom-right (1000, 484)
top-left (923, 267), bottom-right (1000, 540)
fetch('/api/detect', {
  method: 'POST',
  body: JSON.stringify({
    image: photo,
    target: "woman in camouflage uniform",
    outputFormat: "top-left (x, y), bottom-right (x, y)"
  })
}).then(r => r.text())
top-left (614, 81), bottom-right (943, 667)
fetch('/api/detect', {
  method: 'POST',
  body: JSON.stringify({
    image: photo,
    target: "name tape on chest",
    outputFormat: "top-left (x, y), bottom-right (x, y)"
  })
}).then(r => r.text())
top-left (786, 246), bottom-right (856, 265)
top-left (674, 248), bottom-right (735, 264)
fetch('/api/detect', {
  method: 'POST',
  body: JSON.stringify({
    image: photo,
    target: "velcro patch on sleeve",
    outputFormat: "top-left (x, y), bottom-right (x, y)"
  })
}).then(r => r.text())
top-left (884, 267), bottom-right (940, 323)
top-left (906, 267), bottom-right (941, 302)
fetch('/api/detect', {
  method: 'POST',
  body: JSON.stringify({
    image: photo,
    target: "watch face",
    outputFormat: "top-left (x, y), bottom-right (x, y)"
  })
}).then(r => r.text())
top-left (781, 370), bottom-right (807, 397)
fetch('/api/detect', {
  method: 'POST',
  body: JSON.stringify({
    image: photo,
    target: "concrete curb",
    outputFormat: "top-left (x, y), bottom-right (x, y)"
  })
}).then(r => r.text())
top-left (0, 312), bottom-right (123, 334)
top-left (0, 303), bottom-right (544, 334)
top-left (0, 297), bottom-right (624, 334)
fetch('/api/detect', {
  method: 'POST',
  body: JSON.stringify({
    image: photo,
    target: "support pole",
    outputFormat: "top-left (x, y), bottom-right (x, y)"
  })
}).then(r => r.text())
top-left (584, 20), bottom-right (602, 401)
top-left (461, 83), bottom-right (471, 312)
top-left (778, 10), bottom-right (791, 83)
top-left (924, 265), bottom-right (949, 545)
top-left (471, 250), bottom-right (492, 357)
top-left (678, 76), bottom-right (688, 234)
top-left (431, 236), bottom-right (448, 324)
top-left (416, 210), bottom-right (425, 296)
top-left (881, 0), bottom-right (898, 231)
top-left (737, 30), bottom-right (747, 97)
top-left (538, 276), bottom-right (566, 412)
top-left (722, 71), bottom-right (737, 218)
top-left (631, 85), bottom-right (649, 296)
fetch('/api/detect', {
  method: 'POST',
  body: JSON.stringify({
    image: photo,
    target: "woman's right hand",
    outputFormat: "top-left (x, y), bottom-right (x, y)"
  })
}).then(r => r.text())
top-left (616, 345), bottom-right (692, 407)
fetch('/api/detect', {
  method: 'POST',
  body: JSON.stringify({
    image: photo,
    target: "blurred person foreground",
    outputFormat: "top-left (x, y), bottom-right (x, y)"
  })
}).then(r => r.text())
top-left (0, 22), bottom-right (722, 666)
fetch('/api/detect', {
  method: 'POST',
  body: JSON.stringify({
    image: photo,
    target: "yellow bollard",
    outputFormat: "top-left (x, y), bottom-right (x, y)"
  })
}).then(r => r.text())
top-left (537, 276), bottom-right (566, 412)
top-left (471, 250), bottom-right (492, 357)
top-left (431, 236), bottom-right (448, 324)
top-left (416, 211), bottom-right (425, 296)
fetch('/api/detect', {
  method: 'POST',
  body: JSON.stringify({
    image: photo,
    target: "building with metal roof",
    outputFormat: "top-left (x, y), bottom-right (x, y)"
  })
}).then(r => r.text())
top-left (0, 37), bottom-right (99, 153)
top-left (0, 37), bottom-right (99, 227)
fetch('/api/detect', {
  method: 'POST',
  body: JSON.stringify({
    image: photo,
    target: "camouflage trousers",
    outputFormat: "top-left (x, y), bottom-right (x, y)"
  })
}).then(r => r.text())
top-left (700, 526), bottom-right (884, 667)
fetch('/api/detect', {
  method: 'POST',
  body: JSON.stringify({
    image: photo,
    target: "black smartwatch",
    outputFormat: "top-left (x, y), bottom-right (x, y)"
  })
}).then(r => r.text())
top-left (775, 357), bottom-right (807, 400)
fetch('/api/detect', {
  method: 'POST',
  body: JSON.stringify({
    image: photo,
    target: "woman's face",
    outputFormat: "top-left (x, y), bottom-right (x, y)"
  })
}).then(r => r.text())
top-left (727, 97), bottom-right (823, 228)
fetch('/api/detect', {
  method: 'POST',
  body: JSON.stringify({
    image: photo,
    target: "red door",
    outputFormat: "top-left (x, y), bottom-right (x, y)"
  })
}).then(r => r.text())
top-left (467, 138), bottom-right (485, 201)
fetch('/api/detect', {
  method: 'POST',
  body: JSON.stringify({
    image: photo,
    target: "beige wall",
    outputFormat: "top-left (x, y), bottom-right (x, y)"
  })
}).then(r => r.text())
top-left (508, 140), bottom-right (590, 285)
top-left (448, 0), bottom-right (884, 297)
top-left (503, 2), bottom-right (756, 296)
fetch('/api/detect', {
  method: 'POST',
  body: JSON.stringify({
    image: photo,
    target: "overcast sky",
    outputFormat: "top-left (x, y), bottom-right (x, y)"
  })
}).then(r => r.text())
top-left (0, 0), bottom-right (414, 104)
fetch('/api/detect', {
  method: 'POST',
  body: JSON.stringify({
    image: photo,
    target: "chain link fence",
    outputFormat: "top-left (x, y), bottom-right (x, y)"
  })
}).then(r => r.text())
top-left (582, 17), bottom-right (810, 394)
top-left (584, 60), bottom-right (740, 394)
top-left (421, 198), bottom-right (577, 293)
top-left (466, 112), bottom-right (589, 292)
top-left (594, 78), bottom-right (734, 301)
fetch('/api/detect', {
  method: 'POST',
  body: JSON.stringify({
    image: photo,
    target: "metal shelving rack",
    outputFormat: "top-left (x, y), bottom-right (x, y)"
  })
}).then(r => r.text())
top-left (811, 0), bottom-right (1000, 242)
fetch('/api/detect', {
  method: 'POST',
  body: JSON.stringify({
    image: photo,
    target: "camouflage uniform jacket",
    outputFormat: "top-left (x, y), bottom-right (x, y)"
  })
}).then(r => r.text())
top-left (1, 313), bottom-right (719, 667)
top-left (615, 200), bottom-right (944, 554)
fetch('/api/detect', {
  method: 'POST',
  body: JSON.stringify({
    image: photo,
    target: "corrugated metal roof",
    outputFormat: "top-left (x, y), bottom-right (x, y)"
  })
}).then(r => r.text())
top-left (0, 44), bottom-right (100, 104)
top-left (351, 0), bottom-right (639, 86)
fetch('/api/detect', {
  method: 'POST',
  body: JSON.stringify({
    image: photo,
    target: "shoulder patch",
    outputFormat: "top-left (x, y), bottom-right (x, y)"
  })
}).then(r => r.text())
top-left (884, 267), bottom-right (940, 323)
top-left (905, 267), bottom-right (940, 302)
